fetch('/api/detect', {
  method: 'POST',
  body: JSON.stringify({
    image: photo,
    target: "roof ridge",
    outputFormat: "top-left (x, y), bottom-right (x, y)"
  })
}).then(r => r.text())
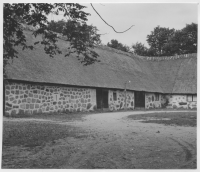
top-left (137, 53), bottom-right (197, 61)
top-left (96, 45), bottom-right (197, 61)
top-left (21, 24), bottom-right (197, 62)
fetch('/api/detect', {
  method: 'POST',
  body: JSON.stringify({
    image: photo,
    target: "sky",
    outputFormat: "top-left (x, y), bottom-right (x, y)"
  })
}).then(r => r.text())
top-left (50, 3), bottom-right (198, 48)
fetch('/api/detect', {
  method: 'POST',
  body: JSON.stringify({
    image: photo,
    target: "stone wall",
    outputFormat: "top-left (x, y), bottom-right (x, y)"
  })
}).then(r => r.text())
top-left (108, 90), bottom-right (134, 111)
top-left (145, 93), bottom-right (162, 109)
top-left (4, 81), bottom-right (96, 116)
top-left (164, 95), bottom-right (197, 109)
top-left (4, 81), bottom-right (197, 116)
top-left (145, 93), bottom-right (197, 109)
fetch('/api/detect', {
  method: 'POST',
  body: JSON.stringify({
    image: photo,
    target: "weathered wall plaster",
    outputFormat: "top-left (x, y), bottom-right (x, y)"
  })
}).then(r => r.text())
top-left (4, 81), bottom-right (197, 116)
top-left (4, 81), bottom-right (96, 116)
top-left (146, 94), bottom-right (197, 109)
top-left (108, 90), bottom-right (134, 111)
top-left (145, 93), bottom-right (162, 109)
top-left (164, 95), bottom-right (197, 109)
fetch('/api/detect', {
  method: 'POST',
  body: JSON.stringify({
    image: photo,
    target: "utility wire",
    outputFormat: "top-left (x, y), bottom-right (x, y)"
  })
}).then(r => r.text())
top-left (91, 3), bottom-right (134, 33)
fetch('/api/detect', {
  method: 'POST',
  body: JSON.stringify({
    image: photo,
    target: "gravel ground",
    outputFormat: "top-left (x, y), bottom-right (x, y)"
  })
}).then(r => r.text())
top-left (2, 110), bottom-right (197, 169)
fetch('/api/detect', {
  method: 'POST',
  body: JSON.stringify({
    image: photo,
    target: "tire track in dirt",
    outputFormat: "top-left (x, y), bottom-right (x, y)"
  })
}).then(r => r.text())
top-left (63, 111), bottom-right (196, 169)
top-left (169, 137), bottom-right (194, 163)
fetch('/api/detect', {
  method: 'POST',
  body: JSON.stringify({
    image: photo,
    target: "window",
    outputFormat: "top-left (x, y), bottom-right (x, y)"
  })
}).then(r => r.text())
top-left (193, 95), bottom-right (197, 102)
top-left (187, 95), bottom-right (197, 102)
top-left (53, 93), bottom-right (60, 101)
top-left (113, 92), bottom-right (117, 101)
top-left (187, 95), bottom-right (192, 102)
top-left (155, 93), bottom-right (159, 101)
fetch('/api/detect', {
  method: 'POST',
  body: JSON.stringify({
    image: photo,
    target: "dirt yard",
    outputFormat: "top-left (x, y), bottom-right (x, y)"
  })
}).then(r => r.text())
top-left (2, 110), bottom-right (197, 169)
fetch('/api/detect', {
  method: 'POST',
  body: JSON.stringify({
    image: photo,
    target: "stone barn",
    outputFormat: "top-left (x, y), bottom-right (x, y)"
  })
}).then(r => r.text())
top-left (3, 29), bottom-right (197, 116)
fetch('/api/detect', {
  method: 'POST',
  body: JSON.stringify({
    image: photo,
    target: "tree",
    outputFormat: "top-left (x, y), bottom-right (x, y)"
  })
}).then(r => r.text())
top-left (107, 39), bottom-right (130, 53)
top-left (162, 30), bottom-right (183, 56)
top-left (180, 23), bottom-right (197, 54)
top-left (3, 3), bottom-right (100, 77)
top-left (161, 23), bottom-right (197, 56)
top-left (132, 23), bottom-right (197, 57)
top-left (47, 20), bottom-right (66, 34)
top-left (146, 26), bottom-right (175, 56)
top-left (48, 19), bottom-right (101, 64)
top-left (132, 42), bottom-right (148, 56)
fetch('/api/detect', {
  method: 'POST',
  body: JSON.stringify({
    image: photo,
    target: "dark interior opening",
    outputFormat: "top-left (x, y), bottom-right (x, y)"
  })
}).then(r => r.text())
top-left (96, 89), bottom-right (108, 109)
top-left (135, 91), bottom-right (145, 108)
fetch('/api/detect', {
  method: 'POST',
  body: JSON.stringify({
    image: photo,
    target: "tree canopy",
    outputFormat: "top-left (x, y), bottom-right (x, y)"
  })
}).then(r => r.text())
top-left (146, 26), bottom-right (175, 56)
top-left (107, 39), bottom-right (130, 53)
top-left (47, 19), bottom-right (101, 64)
top-left (4, 2), bottom-right (198, 77)
top-left (3, 3), bottom-right (101, 77)
top-left (132, 23), bottom-right (197, 56)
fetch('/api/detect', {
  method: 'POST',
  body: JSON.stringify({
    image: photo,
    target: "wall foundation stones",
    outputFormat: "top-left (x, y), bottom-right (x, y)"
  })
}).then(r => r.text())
top-left (4, 81), bottom-right (196, 116)
top-left (4, 82), bottom-right (96, 116)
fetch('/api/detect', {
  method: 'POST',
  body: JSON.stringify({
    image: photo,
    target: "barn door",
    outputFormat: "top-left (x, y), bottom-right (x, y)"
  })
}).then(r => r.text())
top-left (102, 90), bottom-right (108, 108)
top-left (96, 89), bottom-right (102, 109)
top-left (135, 91), bottom-right (145, 108)
top-left (96, 89), bottom-right (108, 109)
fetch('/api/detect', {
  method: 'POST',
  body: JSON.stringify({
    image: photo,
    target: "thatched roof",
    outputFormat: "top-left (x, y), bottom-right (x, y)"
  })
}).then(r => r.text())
top-left (5, 30), bottom-right (197, 94)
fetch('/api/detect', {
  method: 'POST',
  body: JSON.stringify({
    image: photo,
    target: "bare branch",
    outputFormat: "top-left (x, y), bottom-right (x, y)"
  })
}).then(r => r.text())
top-left (91, 3), bottom-right (134, 33)
top-left (99, 3), bottom-right (105, 6)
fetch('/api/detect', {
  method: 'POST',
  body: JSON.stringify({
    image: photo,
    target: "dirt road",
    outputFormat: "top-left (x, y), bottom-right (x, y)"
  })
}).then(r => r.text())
top-left (2, 111), bottom-right (197, 169)
top-left (60, 111), bottom-right (197, 169)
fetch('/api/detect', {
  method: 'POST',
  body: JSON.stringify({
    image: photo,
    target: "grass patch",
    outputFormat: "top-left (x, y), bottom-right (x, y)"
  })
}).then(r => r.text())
top-left (127, 112), bottom-right (197, 127)
top-left (3, 120), bottom-right (86, 147)
top-left (9, 112), bottom-right (88, 122)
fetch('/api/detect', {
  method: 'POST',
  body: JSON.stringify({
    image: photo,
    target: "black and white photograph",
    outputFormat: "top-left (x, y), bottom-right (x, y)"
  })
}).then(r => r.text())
top-left (2, 1), bottom-right (198, 169)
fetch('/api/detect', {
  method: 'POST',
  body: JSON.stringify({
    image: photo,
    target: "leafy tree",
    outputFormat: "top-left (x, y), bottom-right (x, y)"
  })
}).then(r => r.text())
top-left (162, 30), bottom-right (183, 56)
top-left (3, 3), bottom-right (101, 77)
top-left (132, 23), bottom-right (197, 57)
top-left (107, 39), bottom-right (130, 52)
top-left (181, 23), bottom-right (197, 54)
top-left (47, 20), bottom-right (66, 34)
top-left (146, 26), bottom-right (175, 56)
top-left (48, 19), bottom-right (101, 64)
top-left (164, 23), bottom-right (197, 55)
top-left (132, 42), bottom-right (148, 56)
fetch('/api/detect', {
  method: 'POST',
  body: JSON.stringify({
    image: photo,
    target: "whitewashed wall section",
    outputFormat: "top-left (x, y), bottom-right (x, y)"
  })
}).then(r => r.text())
top-left (108, 90), bottom-right (134, 111)
top-left (164, 95), bottom-right (197, 109)
top-left (145, 93), bottom-right (162, 109)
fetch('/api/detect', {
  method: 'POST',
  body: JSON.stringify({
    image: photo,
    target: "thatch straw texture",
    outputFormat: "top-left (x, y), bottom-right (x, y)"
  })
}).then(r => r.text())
top-left (5, 30), bottom-right (197, 94)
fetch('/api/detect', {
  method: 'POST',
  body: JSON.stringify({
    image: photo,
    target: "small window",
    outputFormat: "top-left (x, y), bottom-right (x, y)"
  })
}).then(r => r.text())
top-left (53, 94), bottom-right (60, 101)
top-left (155, 93), bottom-right (159, 101)
top-left (193, 95), bottom-right (197, 102)
top-left (187, 95), bottom-right (197, 102)
top-left (113, 92), bottom-right (117, 101)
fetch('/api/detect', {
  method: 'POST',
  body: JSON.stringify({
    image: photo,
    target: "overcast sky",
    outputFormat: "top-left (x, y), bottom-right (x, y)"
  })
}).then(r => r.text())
top-left (50, 3), bottom-right (198, 48)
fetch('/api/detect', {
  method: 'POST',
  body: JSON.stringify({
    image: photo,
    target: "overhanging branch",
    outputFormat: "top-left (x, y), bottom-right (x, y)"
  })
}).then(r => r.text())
top-left (91, 3), bottom-right (134, 33)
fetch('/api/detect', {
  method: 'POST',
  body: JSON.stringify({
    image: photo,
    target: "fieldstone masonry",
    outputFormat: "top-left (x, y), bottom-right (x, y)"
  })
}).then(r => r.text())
top-left (145, 93), bottom-right (161, 109)
top-left (146, 93), bottom-right (197, 109)
top-left (4, 81), bottom-right (197, 116)
top-left (4, 81), bottom-right (96, 116)
top-left (108, 90), bottom-right (134, 111)
top-left (165, 95), bottom-right (197, 109)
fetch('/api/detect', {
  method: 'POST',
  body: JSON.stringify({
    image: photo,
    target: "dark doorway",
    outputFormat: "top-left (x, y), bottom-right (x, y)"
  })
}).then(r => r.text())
top-left (96, 89), bottom-right (108, 109)
top-left (135, 91), bottom-right (145, 108)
